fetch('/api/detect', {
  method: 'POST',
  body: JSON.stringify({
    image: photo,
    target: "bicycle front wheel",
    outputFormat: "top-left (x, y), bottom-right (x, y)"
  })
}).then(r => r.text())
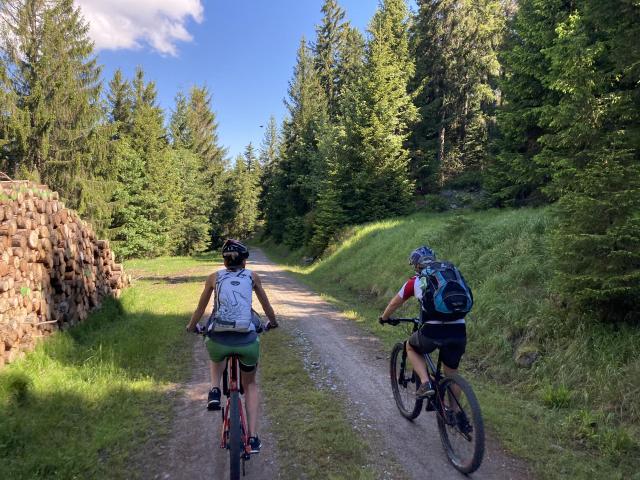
top-left (390, 342), bottom-right (423, 419)
top-left (229, 391), bottom-right (242, 480)
top-left (436, 373), bottom-right (485, 474)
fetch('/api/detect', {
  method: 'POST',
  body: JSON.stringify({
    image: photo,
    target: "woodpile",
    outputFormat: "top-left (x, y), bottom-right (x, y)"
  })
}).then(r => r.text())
top-left (0, 180), bottom-right (129, 367)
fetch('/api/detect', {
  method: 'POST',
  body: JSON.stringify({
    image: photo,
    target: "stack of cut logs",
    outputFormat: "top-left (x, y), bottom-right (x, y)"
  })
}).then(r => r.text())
top-left (0, 180), bottom-right (129, 367)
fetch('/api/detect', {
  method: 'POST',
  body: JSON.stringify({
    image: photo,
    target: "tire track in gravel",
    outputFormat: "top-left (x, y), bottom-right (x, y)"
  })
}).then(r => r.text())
top-left (251, 248), bottom-right (533, 480)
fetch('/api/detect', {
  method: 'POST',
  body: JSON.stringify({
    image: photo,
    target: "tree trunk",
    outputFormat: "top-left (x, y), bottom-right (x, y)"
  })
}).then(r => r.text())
top-left (438, 108), bottom-right (447, 188)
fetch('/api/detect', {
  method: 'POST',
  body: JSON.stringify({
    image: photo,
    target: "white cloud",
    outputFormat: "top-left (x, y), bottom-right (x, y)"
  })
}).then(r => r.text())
top-left (75, 0), bottom-right (204, 56)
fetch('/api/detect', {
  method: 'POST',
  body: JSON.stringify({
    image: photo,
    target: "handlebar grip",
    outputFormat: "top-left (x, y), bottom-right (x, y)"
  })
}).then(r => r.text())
top-left (379, 317), bottom-right (401, 326)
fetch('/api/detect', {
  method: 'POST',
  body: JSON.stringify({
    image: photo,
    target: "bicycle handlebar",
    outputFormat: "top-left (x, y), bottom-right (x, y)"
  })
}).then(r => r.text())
top-left (378, 317), bottom-right (420, 326)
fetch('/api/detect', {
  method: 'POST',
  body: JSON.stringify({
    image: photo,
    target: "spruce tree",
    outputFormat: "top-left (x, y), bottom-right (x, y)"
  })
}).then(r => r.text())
top-left (107, 69), bottom-right (134, 135)
top-left (185, 86), bottom-right (228, 246)
top-left (313, 0), bottom-right (348, 117)
top-left (258, 116), bottom-right (283, 238)
top-left (109, 137), bottom-right (160, 258)
top-left (309, 121), bottom-right (347, 253)
top-left (170, 148), bottom-right (211, 255)
top-left (307, 25), bottom-right (365, 252)
top-left (120, 66), bottom-right (177, 256)
top-left (218, 155), bottom-right (260, 240)
top-left (545, 0), bottom-right (640, 323)
top-left (244, 142), bottom-right (259, 175)
top-left (485, 0), bottom-right (570, 205)
top-left (339, 0), bottom-right (416, 222)
top-left (259, 116), bottom-right (279, 168)
top-left (273, 37), bottom-right (328, 246)
top-left (0, 0), bottom-right (108, 216)
top-left (169, 91), bottom-right (190, 148)
top-left (410, 0), bottom-right (504, 191)
top-left (335, 26), bottom-right (365, 107)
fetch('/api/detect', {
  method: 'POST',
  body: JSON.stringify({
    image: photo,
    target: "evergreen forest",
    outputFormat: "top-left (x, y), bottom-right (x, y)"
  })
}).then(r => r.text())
top-left (1, 0), bottom-right (638, 325)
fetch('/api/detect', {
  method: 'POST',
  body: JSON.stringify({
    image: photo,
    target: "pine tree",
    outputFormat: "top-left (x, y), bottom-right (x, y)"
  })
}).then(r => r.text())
top-left (339, 0), bottom-right (417, 222)
top-left (185, 86), bottom-right (228, 246)
top-left (545, 1), bottom-right (640, 323)
top-left (485, 0), bottom-right (571, 205)
top-left (271, 37), bottom-right (328, 246)
top-left (244, 142), bottom-right (259, 175)
top-left (170, 148), bottom-right (211, 255)
top-left (0, 0), bottom-right (108, 216)
top-left (107, 69), bottom-right (134, 135)
top-left (410, 0), bottom-right (504, 191)
top-left (117, 66), bottom-right (177, 256)
top-left (313, 0), bottom-right (348, 117)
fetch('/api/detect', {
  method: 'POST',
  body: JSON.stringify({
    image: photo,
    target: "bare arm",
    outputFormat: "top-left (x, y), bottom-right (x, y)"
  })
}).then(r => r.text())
top-left (186, 273), bottom-right (216, 331)
top-left (380, 294), bottom-right (408, 321)
top-left (253, 272), bottom-right (277, 326)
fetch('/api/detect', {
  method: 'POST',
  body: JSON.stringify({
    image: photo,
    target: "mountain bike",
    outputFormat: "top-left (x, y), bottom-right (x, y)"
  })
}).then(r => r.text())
top-left (221, 351), bottom-right (251, 480)
top-left (380, 317), bottom-right (485, 474)
top-left (194, 322), bottom-right (276, 480)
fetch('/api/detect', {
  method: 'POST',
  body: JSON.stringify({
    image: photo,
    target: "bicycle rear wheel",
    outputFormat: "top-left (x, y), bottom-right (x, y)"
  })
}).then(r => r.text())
top-left (390, 342), bottom-right (423, 419)
top-left (436, 373), bottom-right (485, 474)
top-left (229, 391), bottom-right (242, 480)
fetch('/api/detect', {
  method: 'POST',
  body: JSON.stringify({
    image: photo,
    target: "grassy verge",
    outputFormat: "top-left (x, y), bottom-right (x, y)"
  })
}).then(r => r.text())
top-left (0, 256), bottom-right (211, 479)
top-left (257, 208), bottom-right (640, 480)
top-left (0, 252), bottom-right (380, 479)
top-left (260, 325), bottom-right (377, 480)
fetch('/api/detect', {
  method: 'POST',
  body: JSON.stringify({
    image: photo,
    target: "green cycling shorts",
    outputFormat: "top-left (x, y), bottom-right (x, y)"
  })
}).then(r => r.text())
top-left (204, 336), bottom-right (260, 369)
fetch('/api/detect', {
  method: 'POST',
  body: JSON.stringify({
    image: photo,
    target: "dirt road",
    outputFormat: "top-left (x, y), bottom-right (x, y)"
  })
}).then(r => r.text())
top-left (134, 263), bottom-right (280, 480)
top-left (139, 250), bottom-right (531, 480)
top-left (251, 248), bottom-right (532, 480)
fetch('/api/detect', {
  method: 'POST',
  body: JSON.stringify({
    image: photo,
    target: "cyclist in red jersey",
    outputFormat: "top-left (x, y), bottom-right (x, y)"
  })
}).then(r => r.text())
top-left (379, 246), bottom-right (467, 398)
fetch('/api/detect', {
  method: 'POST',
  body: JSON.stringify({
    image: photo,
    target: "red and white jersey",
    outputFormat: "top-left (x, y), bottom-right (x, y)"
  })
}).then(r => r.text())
top-left (398, 276), bottom-right (466, 324)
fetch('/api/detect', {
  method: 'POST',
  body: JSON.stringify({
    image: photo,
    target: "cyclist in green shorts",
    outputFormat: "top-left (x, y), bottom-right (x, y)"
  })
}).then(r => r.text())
top-left (186, 239), bottom-right (278, 454)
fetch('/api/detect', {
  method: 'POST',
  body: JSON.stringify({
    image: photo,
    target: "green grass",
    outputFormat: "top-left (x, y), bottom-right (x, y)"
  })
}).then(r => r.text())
top-left (0, 259), bottom-right (206, 479)
top-left (257, 208), bottom-right (640, 480)
top-left (260, 328), bottom-right (379, 480)
top-left (126, 252), bottom-right (219, 277)
top-left (0, 252), bottom-right (379, 479)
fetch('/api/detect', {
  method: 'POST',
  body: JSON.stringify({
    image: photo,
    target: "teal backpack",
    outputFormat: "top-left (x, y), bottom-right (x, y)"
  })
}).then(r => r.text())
top-left (418, 261), bottom-right (473, 321)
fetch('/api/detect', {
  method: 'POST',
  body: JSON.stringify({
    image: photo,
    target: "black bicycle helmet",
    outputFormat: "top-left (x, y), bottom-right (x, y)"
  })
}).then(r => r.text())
top-left (408, 246), bottom-right (436, 270)
top-left (221, 239), bottom-right (249, 260)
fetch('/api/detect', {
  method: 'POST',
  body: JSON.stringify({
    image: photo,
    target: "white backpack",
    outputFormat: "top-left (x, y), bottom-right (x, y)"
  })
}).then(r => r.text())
top-left (209, 269), bottom-right (255, 333)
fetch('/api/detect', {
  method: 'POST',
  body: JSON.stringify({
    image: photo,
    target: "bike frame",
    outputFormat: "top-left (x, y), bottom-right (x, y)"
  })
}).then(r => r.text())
top-left (390, 317), bottom-right (462, 417)
top-left (220, 355), bottom-right (251, 457)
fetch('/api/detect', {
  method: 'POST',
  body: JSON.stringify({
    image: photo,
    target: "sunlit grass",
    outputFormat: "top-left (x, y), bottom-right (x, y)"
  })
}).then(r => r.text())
top-left (260, 328), bottom-right (377, 480)
top-left (0, 268), bottom-right (201, 479)
top-left (258, 207), bottom-right (640, 479)
top-left (126, 253), bottom-right (220, 277)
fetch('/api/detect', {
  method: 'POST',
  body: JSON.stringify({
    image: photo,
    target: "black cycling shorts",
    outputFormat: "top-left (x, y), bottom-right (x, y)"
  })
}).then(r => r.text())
top-left (408, 323), bottom-right (466, 370)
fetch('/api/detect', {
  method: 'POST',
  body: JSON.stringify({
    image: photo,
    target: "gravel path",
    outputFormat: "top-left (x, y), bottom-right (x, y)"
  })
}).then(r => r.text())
top-left (134, 250), bottom-right (532, 480)
top-left (132, 265), bottom-right (280, 480)
top-left (251, 248), bottom-right (533, 480)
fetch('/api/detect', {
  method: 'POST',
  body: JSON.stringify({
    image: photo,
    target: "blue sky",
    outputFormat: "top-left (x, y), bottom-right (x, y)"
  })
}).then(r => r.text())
top-left (88, 1), bottom-right (388, 160)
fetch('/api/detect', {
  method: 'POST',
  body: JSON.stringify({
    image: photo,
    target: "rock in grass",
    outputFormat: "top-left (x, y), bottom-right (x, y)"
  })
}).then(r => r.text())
top-left (515, 344), bottom-right (540, 369)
